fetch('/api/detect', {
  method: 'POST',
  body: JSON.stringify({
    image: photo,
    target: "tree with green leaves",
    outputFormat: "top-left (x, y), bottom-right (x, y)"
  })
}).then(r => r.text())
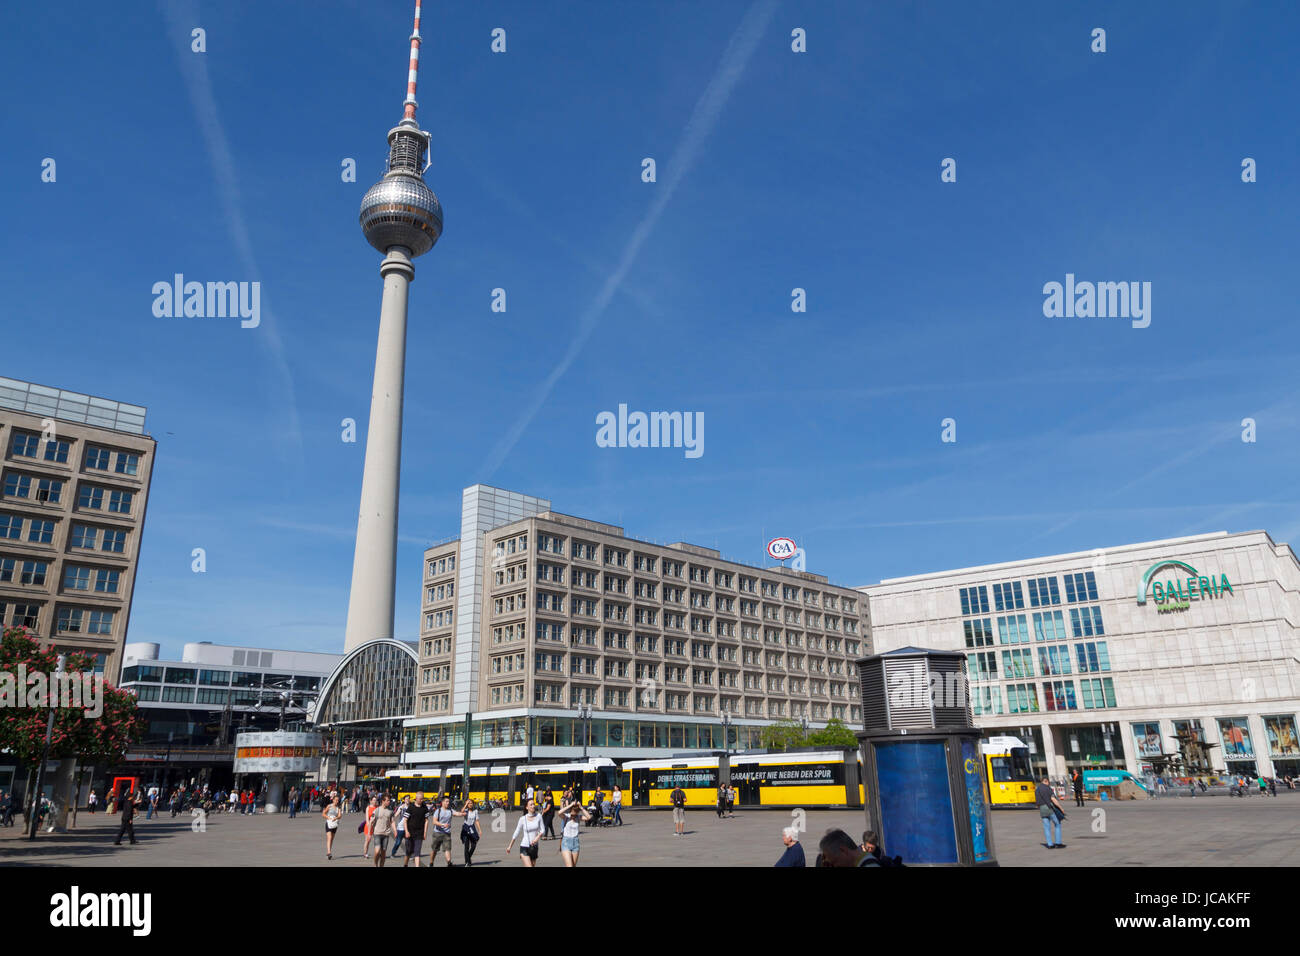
top-left (0, 625), bottom-right (143, 830)
top-left (759, 719), bottom-right (807, 753)
top-left (806, 717), bottom-right (859, 748)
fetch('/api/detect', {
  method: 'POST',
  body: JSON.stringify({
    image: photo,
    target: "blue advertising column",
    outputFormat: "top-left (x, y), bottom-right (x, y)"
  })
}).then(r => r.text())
top-left (857, 647), bottom-right (996, 867)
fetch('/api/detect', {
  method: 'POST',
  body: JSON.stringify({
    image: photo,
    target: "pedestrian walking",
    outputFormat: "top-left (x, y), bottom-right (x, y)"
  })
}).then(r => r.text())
top-left (362, 795), bottom-right (378, 859)
top-left (558, 800), bottom-right (593, 866)
top-left (1071, 769), bottom-right (1084, 807)
top-left (506, 798), bottom-right (547, 867)
top-left (87, 789), bottom-right (98, 814)
top-left (716, 783), bottom-right (726, 819)
top-left (670, 784), bottom-right (687, 837)
top-left (725, 784), bottom-right (735, 817)
top-left (114, 790), bottom-right (140, 846)
top-left (370, 794), bottom-right (395, 867)
top-left (403, 795), bottom-right (429, 867)
top-left (323, 796), bottom-right (342, 859)
top-left (0, 791), bottom-right (12, 827)
top-left (1036, 776), bottom-right (1066, 849)
top-left (818, 828), bottom-right (880, 867)
top-left (287, 787), bottom-right (298, 819)
top-left (541, 789), bottom-right (556, 840)
top-left (429, 796), bottom-right (455, 867)
top-left (774, 827), bottom-right (806, 867)
top-left (169, 790), bottom-right (181, 817)
top-left (611, 785), bottom-right (624, 826)
top-left (392, 796), bottom-right (409, 858)
top-left (455, 799), bottom-right (482, 866)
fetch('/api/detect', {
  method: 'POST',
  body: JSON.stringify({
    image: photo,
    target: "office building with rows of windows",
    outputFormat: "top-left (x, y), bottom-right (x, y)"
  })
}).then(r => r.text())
top-left (403, 485), bottom-right (870, 765)
top-left (0, 377), bottom-right (155, 677)
top-left (860, 530), bottom-right (1300, 779)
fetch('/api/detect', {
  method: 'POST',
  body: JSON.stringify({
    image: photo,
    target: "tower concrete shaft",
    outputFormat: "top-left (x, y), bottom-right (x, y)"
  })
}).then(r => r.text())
top-left (344, 249), bottom-right (415, 651)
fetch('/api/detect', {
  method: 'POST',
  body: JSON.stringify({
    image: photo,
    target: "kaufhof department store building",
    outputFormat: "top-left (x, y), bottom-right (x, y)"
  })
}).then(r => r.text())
top-left (861, 531), bottom-right (1300, 779)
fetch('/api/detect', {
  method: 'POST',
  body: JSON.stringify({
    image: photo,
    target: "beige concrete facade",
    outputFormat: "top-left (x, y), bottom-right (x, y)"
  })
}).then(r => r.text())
top-left (417, 509), bottom-right (870, 730)
top-left (0, 386), bottom-right (155, 679)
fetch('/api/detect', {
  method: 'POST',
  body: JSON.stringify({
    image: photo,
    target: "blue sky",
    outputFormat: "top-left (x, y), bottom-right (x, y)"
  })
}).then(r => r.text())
top-left (3, 1), bottom-right (1297, 659)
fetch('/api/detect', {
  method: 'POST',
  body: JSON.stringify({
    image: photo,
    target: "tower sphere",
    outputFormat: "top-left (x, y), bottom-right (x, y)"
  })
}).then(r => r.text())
top-left (359, 171), bottom-right (443, 257)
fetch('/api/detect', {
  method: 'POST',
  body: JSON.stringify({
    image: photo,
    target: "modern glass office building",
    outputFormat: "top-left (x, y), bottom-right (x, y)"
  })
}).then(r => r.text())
top-left (860, 531), bottom-right (1300, 779)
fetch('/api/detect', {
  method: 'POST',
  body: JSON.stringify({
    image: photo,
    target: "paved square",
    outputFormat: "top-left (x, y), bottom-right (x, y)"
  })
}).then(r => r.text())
top-left (2, 791), bottom-right (1297, 867)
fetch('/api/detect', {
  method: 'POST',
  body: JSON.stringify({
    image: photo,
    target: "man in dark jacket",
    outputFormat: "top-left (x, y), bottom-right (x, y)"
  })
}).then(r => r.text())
top-left (115, 790), bottom-right (140, 846)
top-left (1071, 769), bottom-right (1084, 807)
top-left (775, 827), bottom-right (806, 867)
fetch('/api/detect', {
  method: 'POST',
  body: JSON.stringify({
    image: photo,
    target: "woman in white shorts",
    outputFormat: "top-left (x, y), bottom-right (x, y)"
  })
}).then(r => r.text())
top-left (322, 796), bottom-right (341, 859)
top-left (558, 800), bottom-right (593, 867)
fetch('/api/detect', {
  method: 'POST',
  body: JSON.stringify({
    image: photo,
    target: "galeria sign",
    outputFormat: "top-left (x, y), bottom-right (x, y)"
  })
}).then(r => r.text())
top-left (1136, 559), bottom-right (1233, 611)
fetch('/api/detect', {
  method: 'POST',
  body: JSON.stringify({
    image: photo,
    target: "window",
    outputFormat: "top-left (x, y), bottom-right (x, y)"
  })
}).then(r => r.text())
top-left (959, 585), bottom-right (989, 616)
top-left (70, 524), bottom-right (98, 549)
top-left (1074, 641), bottom-right (1111, 673)
top-left (1042, 680), bottom-right (1078, 712)
top-left (1079, 677), bottom-right (1116, 709)
top-left (114, 452), bottom-right (140, 476)
top-left (1001, 648), bottom-right (1034, 679)
top-left (992, 581), bottom-right (1025, 611)
top-left (12, 603), bottom-right (39, 628)
top-left (1027, 576), bottom-right (1062, 607)
top-left (968, 651), bottom-right (997, 681)
top-left (87, 609), bottom-right (112, 635)
top-left (1006, 683), bottom-right (1040, 714)
top-left (56, 606), bottom-right (84, 633)
top-left (20, 560), bottom-right (48, 586)
top-left (102, 528), bottom-right (127, 553)
top-left (162, 686), bottom-right (194, 703)
top-left (996, 615), bottom-right (1029, 644)
top-left (77, 485), bottom-right (103, 510)
top-left (3, 473), bottom-right (31, 498)
top-left (108, 490), bottom-right (132, 514)
top-left (199, 669), bottom-right (230, 685)
top-left (963, 618), bottom-right (993, 648)
top-left (1032, 610), bottom-right (1068, 642)
top-left (1038, 645), bottom-right (1072, 676)
top-left (34, 478), bottom-right (61, 503)
top-left (10, 433), bottom-right (39, 458)
top-left (0, 514), bottom-right (21, 539)
top-left (94, 569), bottom-right (121, 594)
top-left (1069, 606), bottom-right (1105, 638)
top-left (165, 667), bottom-right (197, 685)
top-left (973, 686), bottom-right (1003, 716)
top-left (85, 446), bottom-right (111, 470)
top-left (63, 566), bottom-right (92, 591)
top-left (1063, 571), bottom-right (1098, 603)
top-left (43, 440), bottom-right (70, 463)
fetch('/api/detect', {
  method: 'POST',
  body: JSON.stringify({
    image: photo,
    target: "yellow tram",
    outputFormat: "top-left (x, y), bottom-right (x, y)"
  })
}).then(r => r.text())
top-left (981, 735), bottom-right (1036, 807)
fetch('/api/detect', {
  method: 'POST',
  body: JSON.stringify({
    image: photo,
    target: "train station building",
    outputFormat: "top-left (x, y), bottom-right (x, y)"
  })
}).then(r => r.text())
top-left (860, 530), bottom-right (1300, 780)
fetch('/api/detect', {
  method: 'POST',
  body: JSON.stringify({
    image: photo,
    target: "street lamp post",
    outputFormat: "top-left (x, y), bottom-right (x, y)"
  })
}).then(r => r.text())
top-left (578, 705), bottom-right (592, 761)
top-left (28, 654), bottom-right (64, 840)
top-left (720, 711), bottom-right (732, 755)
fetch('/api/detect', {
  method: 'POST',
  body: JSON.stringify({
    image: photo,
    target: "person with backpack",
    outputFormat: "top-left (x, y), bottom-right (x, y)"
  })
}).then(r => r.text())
top-left (671, 784), bottom-right (687, 837)
top-left (428, 796), bottom-right (455, 867)
top-left (1036, 776), bottom-right (1066, 849)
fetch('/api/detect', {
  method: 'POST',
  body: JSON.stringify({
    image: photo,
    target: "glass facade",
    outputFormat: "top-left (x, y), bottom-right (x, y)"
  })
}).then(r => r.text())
top-left (404, 715), bottom-right (764, 753)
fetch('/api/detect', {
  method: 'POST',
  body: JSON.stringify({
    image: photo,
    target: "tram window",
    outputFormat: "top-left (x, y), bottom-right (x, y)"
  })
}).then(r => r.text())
top-left (990, 757), bottom-right (1013, 782)
top-left (1010, 750), bottom-right (1033, 780)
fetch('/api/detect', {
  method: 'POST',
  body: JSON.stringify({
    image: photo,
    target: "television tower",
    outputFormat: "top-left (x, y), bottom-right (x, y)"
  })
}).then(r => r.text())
top-left (345, 0), bottom-right (443, 652)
